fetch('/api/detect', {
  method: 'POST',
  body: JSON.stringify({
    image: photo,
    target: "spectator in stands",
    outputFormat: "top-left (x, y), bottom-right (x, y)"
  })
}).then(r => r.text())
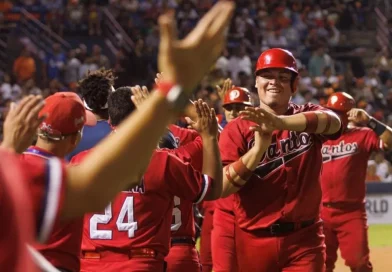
top-left (373, 152), bottom-right (391, 181)
top-left (308, 46), bottom-right (333, 77)
top-left (366, 161), bottom-right (381, 182)
top-left (64, 49), bottom-right (81, 86)
top-left (89, 45), bottom-right (110, 69)
top-left (44, 43), bottom-right (66, 82)
top-left (0, 73), bottom-right (21, 101)
top-left (66, 0), bottom-right (85, 31)
top-left (87, 0), bottom-right (101, 36)
top-left (266, 28), bottom-right (288, 48)
top-left (227, 45), bottom-right (251, 85)
top-left (22, 78), bottom-right (42, 96)
top-left (13, 47), bottom-right (36, 84)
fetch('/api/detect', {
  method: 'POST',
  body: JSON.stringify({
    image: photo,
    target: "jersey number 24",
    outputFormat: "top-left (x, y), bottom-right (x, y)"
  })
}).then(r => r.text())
top-left (89, 196), bottom-right (138, 239)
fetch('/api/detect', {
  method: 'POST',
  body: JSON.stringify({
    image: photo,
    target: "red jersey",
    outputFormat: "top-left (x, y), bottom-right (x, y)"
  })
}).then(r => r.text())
top-left (71, 148), bottom-right (211, 256)
top-left (169, 126), bottom-right (203, 238)
top-left (219, 103), bottom-right (342, 230)
top-left (169, 124), bottom-right (199, 146)
top-left (21, 146), bottom-right (83, 272)
top-left (321, 127), bottom-right (383, 203)
top-left (214, 195), bottom-right (235, 212)
top-left (0, 149), bottom-right (66, 272)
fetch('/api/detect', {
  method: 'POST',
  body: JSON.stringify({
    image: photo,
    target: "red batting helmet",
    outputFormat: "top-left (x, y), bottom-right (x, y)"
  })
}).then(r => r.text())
top-left (326, 92), bottom-right (355, 113)
top-left (255, 48), bottom-right (299, 92)
top-left (223, 87), bottom-right (252, 107)
top-left (255, 48), bottom-right (298, 75)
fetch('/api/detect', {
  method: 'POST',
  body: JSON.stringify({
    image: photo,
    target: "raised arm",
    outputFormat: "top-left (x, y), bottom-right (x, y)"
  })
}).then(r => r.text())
top-left (348, 108), bottom-right (392, 150)
top-left (63, 2), bottom-right (235, 218)
top-left (241, 107), bottom-right (341, 136)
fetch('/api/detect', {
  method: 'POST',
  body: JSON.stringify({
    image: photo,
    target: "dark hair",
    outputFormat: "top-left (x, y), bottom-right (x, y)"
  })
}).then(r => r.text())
top-left (78, 69), bottom-right (116, 113)
top-left (108, 86), bottom-right (136, 126)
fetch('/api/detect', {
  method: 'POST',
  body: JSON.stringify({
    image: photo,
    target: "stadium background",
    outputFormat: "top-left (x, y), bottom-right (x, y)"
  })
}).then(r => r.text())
top-left (0, 0), bottom-right (392, 270)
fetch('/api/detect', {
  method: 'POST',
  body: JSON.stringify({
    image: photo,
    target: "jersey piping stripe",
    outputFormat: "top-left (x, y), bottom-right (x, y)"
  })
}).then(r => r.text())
top-left (194, 174), bottom-right (209, 204)
top-left (38, 158), bottom-right (62, 243)
top-left (27, 245), bottom-right (61, 272)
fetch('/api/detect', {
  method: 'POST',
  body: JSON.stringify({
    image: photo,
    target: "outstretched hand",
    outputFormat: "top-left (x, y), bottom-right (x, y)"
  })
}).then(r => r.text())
top-left (1, 95), bottom-right (46, 153)
top-left (216, 78), bottom-right (234, 100)
top-left (240, 107), bottom-right (284, 134)
top-left (185, 99), bottom-right (218, 138)
top-left (131, 85), bottom-right (150, 109)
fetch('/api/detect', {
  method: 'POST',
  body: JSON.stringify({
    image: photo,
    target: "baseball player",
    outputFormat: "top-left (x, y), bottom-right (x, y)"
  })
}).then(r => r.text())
top-left (131, 84), bottom-right (205, 271)
top-left (201, 86), bottom-right (253, 272)
top-left (0, 3), bottom-right (235, 270)
top-left (72, 88), bottom-right (222, 271)
top-left (320, 92), bottom-right (392, 272)
top-left (219, 48), bottom-right (343, 272)
top-left (21, 92), bottom-right (95, 272)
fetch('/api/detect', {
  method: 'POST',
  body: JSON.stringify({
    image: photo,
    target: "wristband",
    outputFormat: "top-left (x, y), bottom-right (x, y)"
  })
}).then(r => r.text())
top-left (321, 113), bottom-right (332, 134)
top-left (231, 158), bottom-right (253, 181)
top-left (225, 167), bottom-right (244, 188)
top-left (303, 112), bottom-right (318, 133)
top-left (156, 81), bottom-right (190, 112)
top-left (367, 117), bottom-right (387, 136)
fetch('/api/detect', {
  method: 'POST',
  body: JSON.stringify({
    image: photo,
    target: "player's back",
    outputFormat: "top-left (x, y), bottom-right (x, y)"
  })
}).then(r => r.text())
top-left (170, 197), bottom-right (195, 238)
top-left (82, 179), bottom-right (174, 256)
top-left (321, 126), bottom-right (382, 203)
top-left (75, 148), bottom-right (210, 259)
top-left (21, 147), bottom-right (83, 272)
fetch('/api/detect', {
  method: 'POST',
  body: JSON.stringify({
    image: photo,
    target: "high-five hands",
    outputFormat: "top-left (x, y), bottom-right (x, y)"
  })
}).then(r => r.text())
top-left (1, 95), bottom-right (46, 153)
top-left (185, 99), bottom-right (218, 138)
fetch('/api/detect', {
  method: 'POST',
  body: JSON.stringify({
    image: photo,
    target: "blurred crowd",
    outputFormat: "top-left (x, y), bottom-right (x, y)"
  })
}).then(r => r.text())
top-left (1, 0), bottom-right (392, 180)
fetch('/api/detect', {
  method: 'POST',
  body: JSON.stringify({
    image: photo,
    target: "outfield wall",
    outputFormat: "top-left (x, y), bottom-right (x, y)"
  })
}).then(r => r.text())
top-left (366, 183), bottom-right (392, 225)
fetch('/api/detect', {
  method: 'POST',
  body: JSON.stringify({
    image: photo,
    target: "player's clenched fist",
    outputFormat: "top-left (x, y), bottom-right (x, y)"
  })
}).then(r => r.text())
top-left (185, 99), bottom-right (218, 138)
top-left (240, 107), bottom-right (284, 134)
top-left (347, 108), bottom-right (370, 125)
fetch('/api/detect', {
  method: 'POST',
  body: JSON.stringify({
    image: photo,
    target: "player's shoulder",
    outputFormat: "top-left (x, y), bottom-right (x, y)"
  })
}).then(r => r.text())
top-left (152, 149), bottom-right (187, 165)
top-left (347, 126), bottom-right (375, 137)
top-left (69, 149), bottom-right (93, 165)
top-left (289, 102), bottom-right (328, 114)
top-left (222, 116), bottom-right (252, 134)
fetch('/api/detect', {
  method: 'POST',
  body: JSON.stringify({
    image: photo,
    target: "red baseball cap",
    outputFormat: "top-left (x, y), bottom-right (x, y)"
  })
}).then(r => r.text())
top-left (38, 92), bottom-right (96, 140)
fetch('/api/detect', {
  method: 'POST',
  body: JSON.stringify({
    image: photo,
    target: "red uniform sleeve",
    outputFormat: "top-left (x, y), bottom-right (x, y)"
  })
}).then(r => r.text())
top-left (69, 150), bottom-right (90, 166)
top-left (169, 136), bottom-right (203, 172)
top-left (150, 150), bottom-right (211, 204)
top-left (364, 128), bottom-right (384, 152)
top-left (169, 124), bottom-right (199, 145)
top-left (22, 157), bottom-right (67, 243)
top-left (218, 120), bottom-right (248, 166)
top-left (301, 103), bottom-right (343, 141)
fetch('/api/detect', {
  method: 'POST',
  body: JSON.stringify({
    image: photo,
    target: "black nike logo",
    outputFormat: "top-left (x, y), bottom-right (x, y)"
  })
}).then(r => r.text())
top-left (254, 144), bottom-right (312, 179)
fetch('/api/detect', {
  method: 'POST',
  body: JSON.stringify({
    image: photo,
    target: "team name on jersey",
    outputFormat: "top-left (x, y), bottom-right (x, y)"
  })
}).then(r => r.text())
top-left (123, 177), bottom-right (145, 194)
top-left (248, 131), bottom-right (313, 162)
top-left (321, 140), bottom-right (359, 163)
top-left (248, 132), bottom-right (314, 178)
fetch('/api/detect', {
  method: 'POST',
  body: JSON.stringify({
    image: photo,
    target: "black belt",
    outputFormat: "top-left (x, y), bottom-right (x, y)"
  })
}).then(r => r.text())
top-left (258, 219), bottom-right (315, 236)
top-left (171, 237), bottom-right (195, 246)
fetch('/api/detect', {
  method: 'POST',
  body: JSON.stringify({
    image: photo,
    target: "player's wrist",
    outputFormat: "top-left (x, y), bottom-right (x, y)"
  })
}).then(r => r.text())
top-left (155, 81), bottom-right (191, 112)
top-left (367, 117), bottom-right (387, 136)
